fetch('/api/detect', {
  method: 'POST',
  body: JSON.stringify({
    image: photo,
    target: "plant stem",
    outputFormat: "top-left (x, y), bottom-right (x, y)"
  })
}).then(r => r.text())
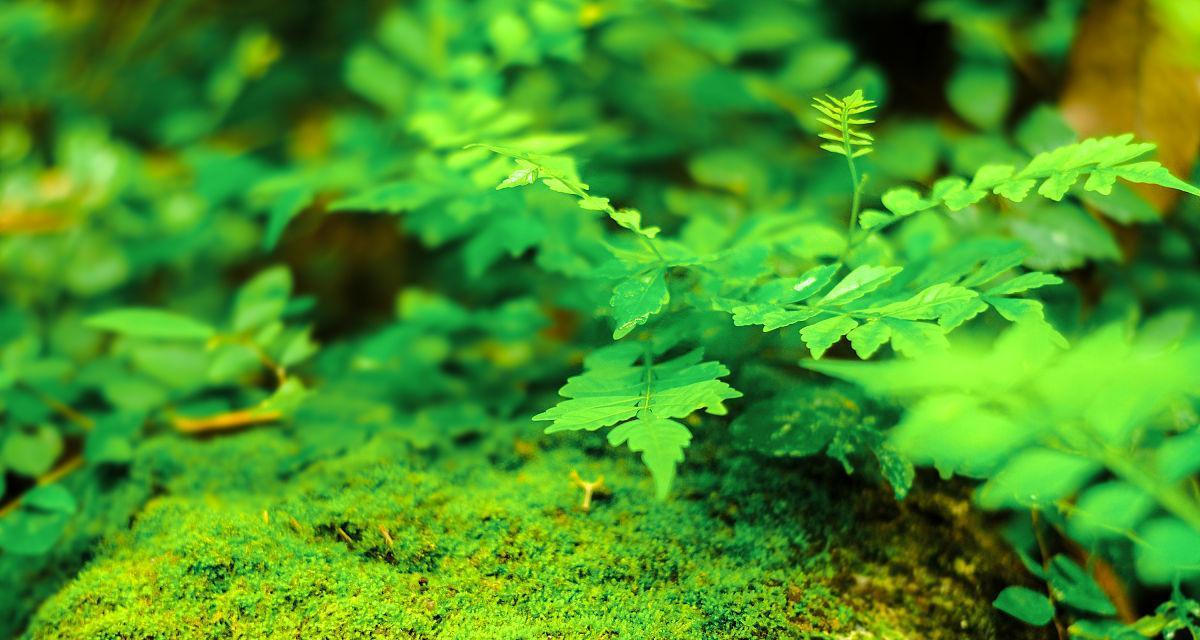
top-left (844, 152), bottom-right (861, 233)
top-left (640, 343), bottom-right (655, 418)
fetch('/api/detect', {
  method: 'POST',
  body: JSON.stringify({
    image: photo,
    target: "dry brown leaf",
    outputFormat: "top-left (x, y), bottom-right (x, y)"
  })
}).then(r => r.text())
top-left (1060, 0), bottom-right (1200, 212)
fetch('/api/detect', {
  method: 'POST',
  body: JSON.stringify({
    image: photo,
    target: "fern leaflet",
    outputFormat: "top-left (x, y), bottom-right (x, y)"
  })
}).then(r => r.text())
top-left (533, 343), bottom-right (742, 498)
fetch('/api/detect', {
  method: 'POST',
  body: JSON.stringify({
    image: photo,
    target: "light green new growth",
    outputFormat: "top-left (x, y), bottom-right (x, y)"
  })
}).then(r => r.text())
top-left (876, 134), bottom-right (1200, 228)
top-left (532, 343), bottom-right (742, 498)
top-left (812, 90), bottom-right (875, 232)
top-left (471, 143), bottom-right (675, 339)
top-left (468, 143), bottom-right (663, 243)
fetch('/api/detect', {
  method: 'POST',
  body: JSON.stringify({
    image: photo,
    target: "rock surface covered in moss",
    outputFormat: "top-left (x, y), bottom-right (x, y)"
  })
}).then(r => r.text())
top-left (21, 424), bottom-right (1046, 639)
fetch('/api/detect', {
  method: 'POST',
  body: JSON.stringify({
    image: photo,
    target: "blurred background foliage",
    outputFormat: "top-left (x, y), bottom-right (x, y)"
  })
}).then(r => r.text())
top-left (2, 0), bottom-right (1200, 638)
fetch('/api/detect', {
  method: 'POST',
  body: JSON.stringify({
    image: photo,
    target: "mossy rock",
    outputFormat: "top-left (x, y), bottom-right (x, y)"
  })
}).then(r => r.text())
top-left (16, 425), bottom-right (1047, 639)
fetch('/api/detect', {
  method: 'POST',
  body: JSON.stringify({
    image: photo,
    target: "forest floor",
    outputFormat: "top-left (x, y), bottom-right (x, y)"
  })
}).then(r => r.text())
top-left (5, 421), bottom-right (1049, 639)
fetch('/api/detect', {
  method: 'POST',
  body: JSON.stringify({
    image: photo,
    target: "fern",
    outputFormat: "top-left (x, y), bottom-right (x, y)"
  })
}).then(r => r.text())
top-left (533, 342), bottom-right (742, 498)
top-left (812, 90), bottom-right (875, 231)
top-left (875, 134), bottom-right (1200, 229)
top-left (721, 243), bottom-right (1065, 359)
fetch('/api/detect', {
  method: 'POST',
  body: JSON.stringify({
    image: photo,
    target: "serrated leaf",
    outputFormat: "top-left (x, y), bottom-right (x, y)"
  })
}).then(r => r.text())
top-left (608, 417), bottom-right (692, 499)
top-left (497, 166), bottom-right (539, 189)
top-left (790, 263), bottom-right (841, 301)
top-left (985, 272), bottom-right (1063, 296)
top-left (994, 179), bottom-right (1037, 202)
top-left (1113, 162), bottom-right (1200, 196)
top-left (610, 269), bottom-right (669, 339)
top-left (731, 305), bottom-right (819, 332)
top-left (1037, 170), bottom-right (1081, 201)
top-left (846, 320), bottom-right (890, 359)
top-left (882, 319), bottom-right (948, 357)
top-left (534, 346), bottom-right (740, 497)
top-left (858, 209), bottom-right (895, 230)
top-left (881, 187), bottom-right (935, 216)
top-left (970, 164), bottom-right (1015, 190)
top-left (800, 315), bottom-right (858, 359)
top-left (609, 207), bottom-right (661, 238)
top-left (820, 265), bottom-right (902, 306)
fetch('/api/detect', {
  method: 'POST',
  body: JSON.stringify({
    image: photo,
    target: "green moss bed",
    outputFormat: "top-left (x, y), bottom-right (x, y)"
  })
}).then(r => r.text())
top-left (4, 422), bottom-right (1045, 639)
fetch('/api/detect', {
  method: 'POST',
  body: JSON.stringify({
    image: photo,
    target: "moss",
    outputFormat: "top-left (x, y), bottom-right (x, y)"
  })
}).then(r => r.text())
top-left (22, 425), bottom-right (1047, 639)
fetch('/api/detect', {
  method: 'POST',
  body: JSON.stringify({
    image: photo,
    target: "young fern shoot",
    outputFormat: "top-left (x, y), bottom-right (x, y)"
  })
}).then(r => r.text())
top-left (812, 90), bottom-right (876, 232)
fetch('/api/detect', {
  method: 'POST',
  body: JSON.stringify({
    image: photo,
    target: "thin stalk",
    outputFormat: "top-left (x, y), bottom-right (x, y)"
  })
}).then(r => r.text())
top-left (639, 343), bottom-right (655, 419)
top-left (844, 150), bottom-right (862, 234)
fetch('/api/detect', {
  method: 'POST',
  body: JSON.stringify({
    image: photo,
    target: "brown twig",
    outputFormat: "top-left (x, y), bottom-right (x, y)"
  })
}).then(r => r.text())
top-left (569, 470), bottom-right (606, 512)
top-left (0, 454), bottom-right (84, 519)
top-left (1031, 510), bottom-right (1068, 640)
top-left (335, 526), bottom-right (354, 546)
top-left (171, 408), bottom-right (282, 434)
top-left (379, 525), bottom-right (394, 547)
top-left (21, 384), bottom-right (95, 431)
top-left (0, 210), bottom-right (74, 235)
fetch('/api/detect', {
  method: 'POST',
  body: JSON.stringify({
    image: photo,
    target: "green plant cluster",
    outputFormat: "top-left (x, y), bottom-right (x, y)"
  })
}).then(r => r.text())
top-left (3, 0), bottom-right (1200, 638)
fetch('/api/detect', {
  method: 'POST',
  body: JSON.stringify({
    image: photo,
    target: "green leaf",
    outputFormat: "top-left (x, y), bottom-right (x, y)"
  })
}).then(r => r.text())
top-left (1047, 555), bottom-right (1117, 616)
top-left (976, 448), bottom-right (1100, 509)
top-left (534, 345), bottom-right (740, 434)
top-left (610, 269), bottom-right (669, 340)
top-left (23, 484), bottom-right (76, 514)
top-left (1156, 433), bottom-right (1200, 481)
top-left (607, 417), bottom-right (691, 499)
top-left (2, 425), bottom-right (63, 477)
top-left (0, 502), bottom-right (73, 556)
top-left (609, 207), bottom-right (661, 239)
top-left (233, 266), bottom-right (293, 333)
top-left (947, 62), bottom-right (1012, 130)
top-left (263, 186), bottom-right (314, 250)
top-left (800, 315), bottom-right (858, 359)
top-left (328, 180), bottom-right (437, 213)
top-left (1067, 481), bottom-right (1154, 543)
top-left (731, 304), bottom-right (819, 332)
top-left (496, 166), bottom-right (539, 189)
top-left (1135, 518), bottom-right (1200, 585)
top-left (86, 308), bottom-right (215, 341)
top-left (790, 263), bottom-right (841, 301)
top-left (820, 265), bottom-right (902, 306)
top-left (881, 187), bottom-right (936, 216)
top-left (534, 345), bottom-right (740, 497)
top-left (994, 179), bottom-right (1037, 202)
top-left (846, 320), bottom-right (891, 359)
top-left (984, 272), bottom-right (1063, 296)
top-left (1113, 162), bottom-right (1200, 196)
top-left (881, 319), bottom-right (948, 358)
top-left (994, 586), bottom-right (1054, 626)
top-left (858, 209), bottom-right (895, 230)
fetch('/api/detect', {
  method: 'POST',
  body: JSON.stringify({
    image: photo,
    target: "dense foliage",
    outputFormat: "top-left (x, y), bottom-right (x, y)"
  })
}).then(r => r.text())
top-left (3, 0), bottom-right (1200, 638)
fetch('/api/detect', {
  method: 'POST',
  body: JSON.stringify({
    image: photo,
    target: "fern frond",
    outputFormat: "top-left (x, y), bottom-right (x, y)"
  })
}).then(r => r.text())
top-left (722, 241), bottom-right (1066, 360)
top-left (876, 134), bottom-right (1200, 225)
top-left (533, 343), bottom-right (742, 498)
top-left (811, 90), bottom-right (876, 158)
